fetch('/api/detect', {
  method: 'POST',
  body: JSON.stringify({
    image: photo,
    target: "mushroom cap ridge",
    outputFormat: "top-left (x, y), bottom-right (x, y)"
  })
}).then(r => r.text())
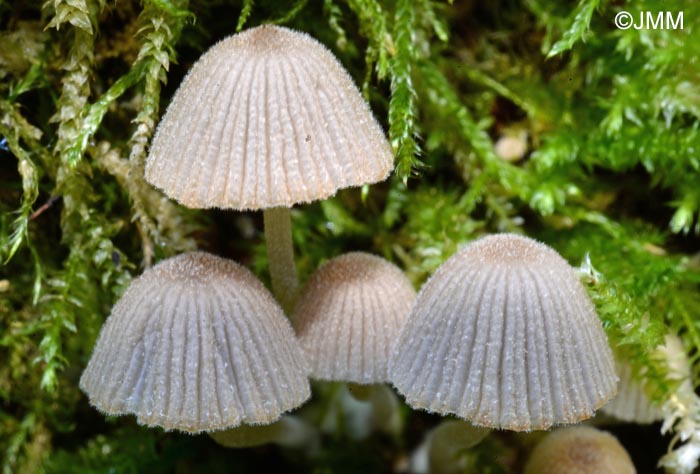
top-left (603, 333), bottom-right (688, 424)
top-left (293, 252), bottom-right (416, 383)
top-left (80, 251), bottom-right (311, 433)
top-left (601, 355), bottom-right (663, 424)
top-left (145, 25), bottom-right (393, 210)
top-left (389, 233), bottom-right (618, 431)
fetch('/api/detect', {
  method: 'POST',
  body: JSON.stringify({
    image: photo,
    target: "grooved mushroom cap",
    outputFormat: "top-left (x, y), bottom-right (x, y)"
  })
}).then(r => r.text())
top-left (389, 233), bottom-right (618, 431)
top-left (145, 25), bottom-right (393, 210)
top-left (292, 252), bottom-right (416, 383)
top-left (524, 426), bottom-right (636, 474)
top-left (603, 334), bottom-right (688, 424)
top-left (601, 356), bottom-right (663, 424)
top-left (79, 252), bottom-right (311, 433)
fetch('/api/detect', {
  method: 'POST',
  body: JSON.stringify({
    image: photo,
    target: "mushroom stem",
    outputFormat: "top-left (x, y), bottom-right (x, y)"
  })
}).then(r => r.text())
top-left (264, 207), bottom-right (299, 314)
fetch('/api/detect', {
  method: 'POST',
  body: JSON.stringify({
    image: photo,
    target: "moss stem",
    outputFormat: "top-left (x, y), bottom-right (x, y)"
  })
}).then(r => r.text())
top-left (264, 207), bottom-right (298, 314)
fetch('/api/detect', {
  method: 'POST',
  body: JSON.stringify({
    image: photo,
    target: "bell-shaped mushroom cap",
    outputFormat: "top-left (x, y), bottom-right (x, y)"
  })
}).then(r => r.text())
top-left (389, 233), bottom-right (618, 431)
top-left (79, 252), bottom-right (311, 433)
top-left (293, 252), bottom-right (415, 383)
top-left (145, 25), bottom-right (393, 210)
top-left (601, 356), bottom-right (663, 424)
top-left (524, 426), bottom-right (636, 474)
top-left (603, 334), bottom-right (689, 424)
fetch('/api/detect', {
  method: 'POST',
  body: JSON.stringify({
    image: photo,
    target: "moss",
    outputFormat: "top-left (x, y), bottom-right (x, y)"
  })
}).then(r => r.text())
top-left (1, 0), bottom-right (699, 472)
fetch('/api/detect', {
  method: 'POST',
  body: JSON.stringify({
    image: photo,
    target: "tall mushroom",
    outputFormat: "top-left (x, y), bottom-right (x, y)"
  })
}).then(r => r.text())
top-left (145, 25), bottom-right (394, 312)
top-left (80, 252), bottom-right (310, 433)
top-left (390, 233), bottom-right (618, 431)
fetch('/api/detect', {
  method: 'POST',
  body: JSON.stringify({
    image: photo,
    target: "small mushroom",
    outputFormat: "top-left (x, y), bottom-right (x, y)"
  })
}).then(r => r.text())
top-left (80, 252), bottom-right (310, 433)
top-left (389, 233), bottom-right (618, 431)
top-left (494, 128), bottom-right (528, 162)
top-left (145, 25), bottom-right (393, 311)
top-left (601, 355), bottom-right (663, 424)
top-left (292, 252), bottom-right (414, 438)
top-left (524, 426), bottom-right (636, 474)
top-left (603, 333), bottom-right (689, 424)
top-left (292, 252), bottom-right (416, 384)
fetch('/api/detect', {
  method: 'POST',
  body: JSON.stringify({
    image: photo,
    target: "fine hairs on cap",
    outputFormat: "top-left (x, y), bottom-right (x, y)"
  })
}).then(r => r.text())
top-left (146, 25), bottom-right (393, 210)
top-left (390, 233), bottom-right (618, 431)
top-left (293, 252), bottom-right (416, 384)
top-left (80, 252), bottom-right (311, 433)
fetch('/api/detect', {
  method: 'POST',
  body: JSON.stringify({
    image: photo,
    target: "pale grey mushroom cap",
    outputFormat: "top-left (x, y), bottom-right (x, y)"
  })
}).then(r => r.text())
top-left (603, 334), bottom-right (688, 424)
top-left (145, 25), bottom-right (393, 210)
top-left (293, 252), bottom-right (416, 383)
top-left (79, 252), bottom-right (311, 433)
top-left (601, 356), bottom-right (663, 424)
top-left (389, 233), bottom-right (618, 431)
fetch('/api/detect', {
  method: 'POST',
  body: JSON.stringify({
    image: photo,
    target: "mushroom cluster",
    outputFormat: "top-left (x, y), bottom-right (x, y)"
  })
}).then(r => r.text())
top-left (81, 21), bottom-right (622, 461)
top-left (81, 24), bottom-right (396, 439)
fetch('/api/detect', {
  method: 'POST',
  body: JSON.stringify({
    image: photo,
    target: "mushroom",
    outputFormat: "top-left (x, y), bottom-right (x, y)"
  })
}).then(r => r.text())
top-left (524, 426), bottom-right (636, 474)
top-left (292, 252), bottom-right (415, 384)
top-left (389, 233), bottom-right (618, 431)
top-left (292, 252), bottom-right (414, 437)
top-left (494, 128), bottom-right (528, 162)
top-left (80, 251), bottom-right (310, 433)
top-left (145, 25), bottom-right (394, 312)
top-left (603, 333), bottom-right (688, 424)
top-left (601, 355), bottom-right (663, 424)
